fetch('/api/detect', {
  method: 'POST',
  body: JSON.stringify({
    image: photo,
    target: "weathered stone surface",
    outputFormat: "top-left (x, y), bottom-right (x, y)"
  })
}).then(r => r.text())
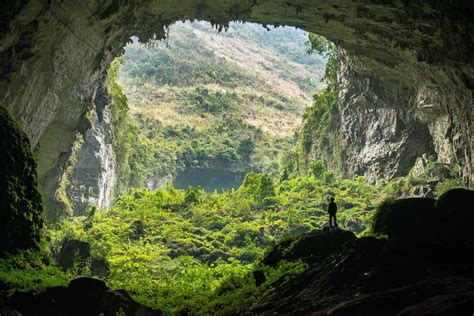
top-left (57, 239), bottom-right (91, 271)
top-left (334, 50), bottom-right (436, 182)
top-left (66, 95), bottom-right (116, 216)
top-left (91, 257), bottom-right (110, 278)
top-left (436, 188), bottom-right (474, 242)
top-left (68, 277), bottom-right (107, 305)
top-left (373, 189), bottom-right (474, 243)
top-left (57, 238), bottom-right (111, 277)
top-left (0, 106), bottom-right (43, 254)
top-left (344, 217), bottom-right (366, 233)
top-left (252, 235), bottom-right (474, 315)
top-left (9, 277), bottom-right (162, 315)
top-left (261, 228), bottom-right (356, 267)
top-left (372, 198), bottom-right (438, 241)
top-left (0, 0), bottom-right (472, 214)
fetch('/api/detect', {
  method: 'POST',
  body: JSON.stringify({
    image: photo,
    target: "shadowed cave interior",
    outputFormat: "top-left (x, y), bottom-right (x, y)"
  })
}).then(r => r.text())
top-left (0, 1), bottom-right (473, 315)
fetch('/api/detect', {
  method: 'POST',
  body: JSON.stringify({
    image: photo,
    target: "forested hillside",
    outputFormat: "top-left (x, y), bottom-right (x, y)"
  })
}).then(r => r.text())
top-left (116, 21), bottom-right (326, 192)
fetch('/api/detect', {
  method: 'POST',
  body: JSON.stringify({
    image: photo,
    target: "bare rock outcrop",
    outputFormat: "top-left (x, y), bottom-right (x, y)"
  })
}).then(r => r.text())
top-left (251, 190), bottom-right (474, 315)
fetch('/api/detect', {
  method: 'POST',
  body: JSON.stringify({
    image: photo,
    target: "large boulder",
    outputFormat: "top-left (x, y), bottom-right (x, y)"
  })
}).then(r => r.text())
top-left (372, 198), bottom-right (438, 242)
top-left (68, 277), bottom-right (107, 306)
top-left (262, 228), bottom-right (356, 267)
top-left (436, 188), bottom-right (474, 242)
top-left (345, 218), bottom-right (366, 233)
top-left (57, 239), bottom-right (91, 271)
top-left (0, 106), bottom-right (43, 254)
top-left (10, 277), bottom-right (162, 315)
top-left (91, 258), bottom-right (110, 278)
top-left (57, 239), bottom-right (110, 277)
top-left (372, 189), bottom-right (474, 243)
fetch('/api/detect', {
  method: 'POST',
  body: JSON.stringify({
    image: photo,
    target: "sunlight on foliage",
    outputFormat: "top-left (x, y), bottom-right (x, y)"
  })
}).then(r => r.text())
top-left (39, 165), bottom-right (383, 313)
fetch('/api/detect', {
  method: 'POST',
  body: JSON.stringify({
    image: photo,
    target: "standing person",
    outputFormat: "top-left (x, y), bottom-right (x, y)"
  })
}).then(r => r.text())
top-left (328, 197), bottom-right (338, 228)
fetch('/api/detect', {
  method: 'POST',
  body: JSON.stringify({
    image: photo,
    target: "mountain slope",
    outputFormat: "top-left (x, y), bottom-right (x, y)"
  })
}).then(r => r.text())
top-left (115, 21), bottom-right (326, 190)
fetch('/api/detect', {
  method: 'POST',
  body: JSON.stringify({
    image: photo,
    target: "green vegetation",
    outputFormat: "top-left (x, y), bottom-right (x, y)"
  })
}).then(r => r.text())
top-left (54, 134), bottom-right (84, 217)
top-left (123, 22), bottom-right (325, 94)
top-left (107, 57), bottom-right (137, 196)
top-left (382, 155), bottom-right (469, 199)
top-left (0, 249), bottom-right (71, 291)
top-left (113, 21), bottom-right (326, 193)
top-left (0, 162), bottom-right (467, 313)
top-left (282, 32), bottom-right (343, 176)
top-left (41, 165), bottom-right (380, 313)
top-left (0, 106), bottom-right (44, 254)
top-left (108, 91), bottom-right (293, 193)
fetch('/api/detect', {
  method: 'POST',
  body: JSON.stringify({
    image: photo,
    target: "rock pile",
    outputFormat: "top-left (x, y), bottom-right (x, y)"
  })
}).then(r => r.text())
top-left (253, 189), bottom-right (474, 315)
top-left (9, 278), bottom-right (162, 316)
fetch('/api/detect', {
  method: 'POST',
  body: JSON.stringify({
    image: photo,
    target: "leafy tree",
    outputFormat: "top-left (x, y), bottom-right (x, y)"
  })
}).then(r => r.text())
top-left (237, 138), bottom-right (255, 162)
top-left (307, 33), bottom-right (337, 90)
top-left (309, 160), bottom-right (325, 178)
top-left (296, 33), bottom-right (341, 175)
top-left (185, 186), bottom-right (205, 205)
top-left (240, 173), bottom-right (276, 207)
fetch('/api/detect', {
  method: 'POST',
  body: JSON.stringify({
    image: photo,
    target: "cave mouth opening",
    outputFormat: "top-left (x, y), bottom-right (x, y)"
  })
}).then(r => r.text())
top-left (110, 20), bottom-right (328, 194)
top-left (1, 2), bottom-right (473, 315)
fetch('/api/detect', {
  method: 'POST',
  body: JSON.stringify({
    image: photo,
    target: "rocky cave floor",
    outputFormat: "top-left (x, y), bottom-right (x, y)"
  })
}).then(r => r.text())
top-left (1, 189), bottom-right (474, 315)
top-left (251, 229), bottom-right (474, 315)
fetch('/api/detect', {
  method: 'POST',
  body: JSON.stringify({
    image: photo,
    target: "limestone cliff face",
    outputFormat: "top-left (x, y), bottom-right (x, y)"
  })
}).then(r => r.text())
top-left (66, 101), bottom-right (116, 216)
top-left (306, 47), bottom-right (470, 183)
top-left (1, 0), bottom-right (472, 217)
top-left (314, 49), bottom-right (468, 183)
top-left (330, 50), bottom-right (435, 182)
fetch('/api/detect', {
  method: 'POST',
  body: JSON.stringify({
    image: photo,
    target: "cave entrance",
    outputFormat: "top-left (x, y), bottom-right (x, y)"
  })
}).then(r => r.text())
top-left (3, 2), bottom-right (469, 220)
top-left (112, 21), bottom-right (328, 193)
top-left (1, 2), bottom-right (473, 314)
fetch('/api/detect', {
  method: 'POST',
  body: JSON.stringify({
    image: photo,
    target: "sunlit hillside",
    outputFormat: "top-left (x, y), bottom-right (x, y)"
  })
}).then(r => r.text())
top-left (119, 21), bottom-right (326, 138)
top-left (113, 21), bottom-right (327, 190)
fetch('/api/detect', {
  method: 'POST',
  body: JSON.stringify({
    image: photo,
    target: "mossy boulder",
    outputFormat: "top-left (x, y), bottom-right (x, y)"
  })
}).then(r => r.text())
top-left (372, 198), bottom-right (437, 241)
top-left (261, 228), bottom-right (356, 267)
top-left (10, 277), bottom-right (162, 315)
top-left (436, 188), bottom-right (474, 242)
top-left (0, 106), bottom-right (43, 254)
top-left (57, 239), bottom-right (91, 271)
top-left (372, 189), bottom-right (474, 243)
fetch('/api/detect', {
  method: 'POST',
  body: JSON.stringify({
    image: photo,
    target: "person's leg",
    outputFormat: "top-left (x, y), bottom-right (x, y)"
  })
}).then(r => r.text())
top-left (334, 214), bottom-right (338, 227)
top-left (328, 214), bottom-right (332, 227)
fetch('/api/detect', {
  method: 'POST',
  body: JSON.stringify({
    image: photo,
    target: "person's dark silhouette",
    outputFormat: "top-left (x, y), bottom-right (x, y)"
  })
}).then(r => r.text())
top-left (328, 197), bottom-right (338, 228)
top-left (88, 206), bottom-right (96, 218)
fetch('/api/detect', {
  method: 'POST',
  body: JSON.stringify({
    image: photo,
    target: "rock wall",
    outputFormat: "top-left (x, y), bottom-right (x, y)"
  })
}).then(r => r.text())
top-left (310, 48), bottom-right (470, 183)
top-left (332, 50), bottom-right (436, 182)
top-left (0, 106), bottom-right (43, 253)
top-left (66, 98), bottom-right (116, 216)
top-left (1, 0), bottom-right (472, 218)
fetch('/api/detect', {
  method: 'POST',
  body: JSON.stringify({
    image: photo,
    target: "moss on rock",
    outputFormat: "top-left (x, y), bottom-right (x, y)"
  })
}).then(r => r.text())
top-left (0, 106), bottom-right (43, 254)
